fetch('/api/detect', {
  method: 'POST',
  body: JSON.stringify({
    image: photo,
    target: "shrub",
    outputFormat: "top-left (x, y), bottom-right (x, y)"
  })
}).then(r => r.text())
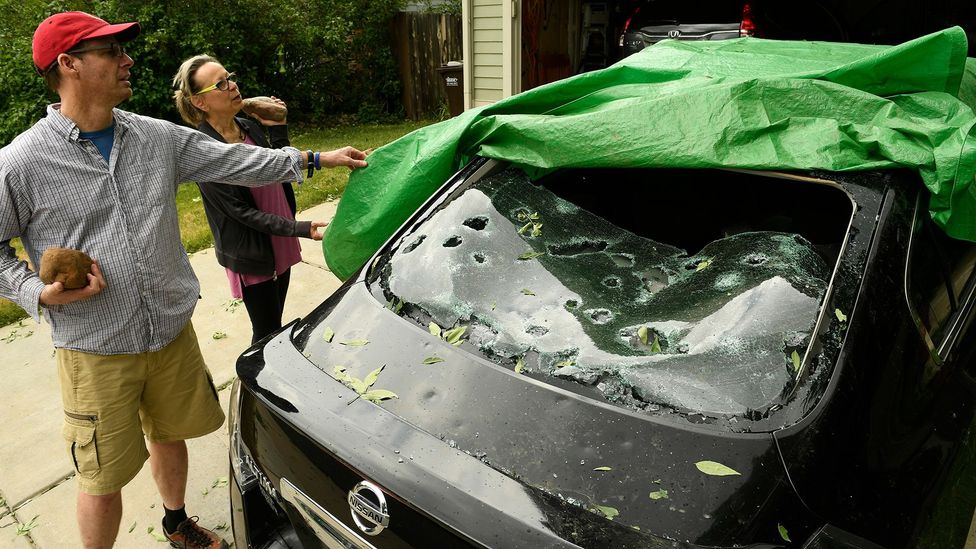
top-left (0, 0), bottom-right (406, 143)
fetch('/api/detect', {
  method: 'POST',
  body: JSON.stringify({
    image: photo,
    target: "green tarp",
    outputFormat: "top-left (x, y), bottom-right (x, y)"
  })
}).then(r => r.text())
top-left (323, 27), bottom-right (976, 280)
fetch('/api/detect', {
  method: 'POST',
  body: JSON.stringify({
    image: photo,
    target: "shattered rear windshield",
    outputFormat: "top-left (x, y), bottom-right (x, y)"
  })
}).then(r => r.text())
top-left (369, 167), bottom-right (834, 417)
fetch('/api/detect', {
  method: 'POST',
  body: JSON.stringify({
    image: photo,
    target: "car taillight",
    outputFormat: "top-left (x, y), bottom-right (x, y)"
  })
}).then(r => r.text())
top-left (620, 6), bottom-right (641, 48)
top-left (740, 2), bottom-right (757, 37)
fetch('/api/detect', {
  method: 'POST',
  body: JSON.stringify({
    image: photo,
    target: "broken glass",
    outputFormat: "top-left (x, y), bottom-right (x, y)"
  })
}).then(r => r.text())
top-left (373, 168), bottom-right (830, 417)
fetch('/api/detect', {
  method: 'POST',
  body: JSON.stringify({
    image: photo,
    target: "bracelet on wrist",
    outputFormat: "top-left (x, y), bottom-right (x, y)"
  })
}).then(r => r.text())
top-left (314, 151), bottom-right (321, 170)
top-left (306, 150), bottom-right (315, 179)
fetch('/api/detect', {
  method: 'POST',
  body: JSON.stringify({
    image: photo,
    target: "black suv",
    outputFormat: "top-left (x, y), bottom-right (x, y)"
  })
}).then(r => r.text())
top-left (229, 159), bottom-right (976, 548)
top-left (618, 0), bottom-right (753, 57)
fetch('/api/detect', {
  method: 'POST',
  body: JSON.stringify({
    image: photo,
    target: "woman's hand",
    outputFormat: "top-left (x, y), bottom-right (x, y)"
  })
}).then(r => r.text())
top-left (319, 146), bottom-right (369, 169)
top-left (39, 260), bottom-right (107, 306)
top-left (310, 221), bottom-right (328, 241)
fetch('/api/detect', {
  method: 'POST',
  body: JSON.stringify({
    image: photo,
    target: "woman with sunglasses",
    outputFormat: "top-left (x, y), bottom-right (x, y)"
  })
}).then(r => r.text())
top-left (173, 54), bottom-right (338, 343)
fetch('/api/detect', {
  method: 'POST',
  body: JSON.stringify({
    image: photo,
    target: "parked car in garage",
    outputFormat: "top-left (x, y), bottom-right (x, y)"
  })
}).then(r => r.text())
top-left (618, 0), bottom-right (755, 57)
top-left (228, 155), bottom-right (976, 547)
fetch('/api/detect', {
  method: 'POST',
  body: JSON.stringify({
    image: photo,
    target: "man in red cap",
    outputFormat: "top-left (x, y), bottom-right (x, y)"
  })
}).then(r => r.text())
top-left (0, 10), bottom-right (367, 549)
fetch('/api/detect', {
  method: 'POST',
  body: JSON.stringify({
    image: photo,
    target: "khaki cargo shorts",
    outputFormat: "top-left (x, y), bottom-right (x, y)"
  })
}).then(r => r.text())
top-left (56, 321), bottom-right (225, 495)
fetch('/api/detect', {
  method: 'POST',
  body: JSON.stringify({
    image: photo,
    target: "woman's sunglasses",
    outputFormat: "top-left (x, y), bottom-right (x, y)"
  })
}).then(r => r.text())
top-left (194, 73), bottom-right (238, 95)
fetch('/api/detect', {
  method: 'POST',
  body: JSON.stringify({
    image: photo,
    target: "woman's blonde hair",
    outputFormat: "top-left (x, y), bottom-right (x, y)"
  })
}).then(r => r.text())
top-left (172, 54), bottom-right (218, 126)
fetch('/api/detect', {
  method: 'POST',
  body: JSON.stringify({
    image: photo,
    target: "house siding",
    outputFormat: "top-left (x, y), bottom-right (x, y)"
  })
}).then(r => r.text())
top-left (466, 0), bottom-right (505, 106)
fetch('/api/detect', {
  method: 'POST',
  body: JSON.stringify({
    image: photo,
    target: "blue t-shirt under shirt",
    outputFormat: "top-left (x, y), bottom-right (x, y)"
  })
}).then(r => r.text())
top-left (79, 124), bottom-right (115, 163)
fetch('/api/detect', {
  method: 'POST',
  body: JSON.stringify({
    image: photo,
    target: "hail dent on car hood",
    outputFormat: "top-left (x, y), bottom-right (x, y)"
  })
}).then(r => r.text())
top-left (373, 168), bottom-right (831, 417)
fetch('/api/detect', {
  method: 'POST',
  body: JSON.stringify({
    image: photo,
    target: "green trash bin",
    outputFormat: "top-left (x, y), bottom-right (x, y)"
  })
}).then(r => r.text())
top-left (436, 61), bottom-right (464, 117)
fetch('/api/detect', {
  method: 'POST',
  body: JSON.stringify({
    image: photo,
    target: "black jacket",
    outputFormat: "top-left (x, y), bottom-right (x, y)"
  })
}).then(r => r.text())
top-left (196, 118), bottom-right (311, 276)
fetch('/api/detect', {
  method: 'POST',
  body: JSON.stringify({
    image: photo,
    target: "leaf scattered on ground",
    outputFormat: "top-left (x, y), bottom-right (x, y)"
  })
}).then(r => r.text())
top-left (649, 489), bottom-right (669, 500)
top-left (222, 298), bottom-right (242, 313)
top-left (147, 525), bottom-right (168, 542)
top-left (593, 466), bottom-right (612, 471)
top-left (128, 521), bottom-right (137, 533)
top-left (593, 504), bottom-right (618, 521)
top-left (423, 356), bottom-right (444, 364)
top-left (211, 331), bottom-right (227, 340)
top-left (695, 460), bottom-right (741, 476)
top-left (213, 522), bottom-right (229, 531)
top-left (211, 476), bottom-right (228, 489)
top-left (323, 327), bottom-right (334, 342)
top-left (16, 515), bottom-right (39, 536)
top-left (2, 323), bottom-right (34, 344)
top-left (340, 339), bottom-right (369, 346)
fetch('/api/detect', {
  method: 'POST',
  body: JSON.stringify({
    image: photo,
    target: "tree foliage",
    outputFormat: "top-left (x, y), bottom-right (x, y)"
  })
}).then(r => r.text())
top-left (0, 0), bottom-right (406, 144)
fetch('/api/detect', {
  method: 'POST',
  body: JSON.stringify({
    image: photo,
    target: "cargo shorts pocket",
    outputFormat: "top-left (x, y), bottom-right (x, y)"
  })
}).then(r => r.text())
top-left (63, 413), bottom-right (99, 478)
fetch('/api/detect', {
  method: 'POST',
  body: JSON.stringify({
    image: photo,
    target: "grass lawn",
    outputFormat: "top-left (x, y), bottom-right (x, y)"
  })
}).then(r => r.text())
top-left (0, 118), bottom-right (436, 327)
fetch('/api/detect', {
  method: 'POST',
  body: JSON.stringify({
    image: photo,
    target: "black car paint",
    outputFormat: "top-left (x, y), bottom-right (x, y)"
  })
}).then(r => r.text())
top-left (231, 162), bottom-right (976, 548)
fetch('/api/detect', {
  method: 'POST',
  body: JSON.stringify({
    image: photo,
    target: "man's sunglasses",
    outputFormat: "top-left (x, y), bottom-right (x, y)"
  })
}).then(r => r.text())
top-left (194, 73), bottom-right (237, 95)
top-left (67, 42), bottom-right (128, 59)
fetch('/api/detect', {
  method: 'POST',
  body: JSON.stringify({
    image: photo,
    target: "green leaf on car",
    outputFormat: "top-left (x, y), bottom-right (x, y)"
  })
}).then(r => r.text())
top-left (323, 327), bottom-right (334, 342)
top-left (363, 365), bottom-right (385, 389)
top-left (362, 389), bottom-right (398, 403)
top-left (515, 357), bottom-right (525, 373)
top-left (423, 356), bottom-right (444, 364)
top-left (695, 460), bottom-right (741, 476)
top-left (638, 326), bottom-right (648, 345)
top-left (530, 223), bottom-right (543, 237)
top-left (443, 326), bottom-right (466, 344)
top-left (649, 489), bottom-right (669, 500)
top-left (555, 359), bottom-right (575, 367)
top-left (696, 258), bottom-right (712, 271)
top-left (518, 251), bottom-right (546, 260)
top-left (594, 504), bottom-right (618, 521)
top-left (429, 322), bottom-right (442, 337)
top-left (521, 288), bottom-right (536, 296)
top-left (778, 523), bottom-right (791, 542)
top-left (650, 334), bottom-right (662, 353)
top-left (791, 350), bottom-right (801, 372)
top-left (593, 466), bottom-right (612, 471)
top-left (340, 339), bottom-right (369, 346)
top-left (835, 308), bottom-right (847, 322)
top-left (518, 221), bottom-right (533, 235)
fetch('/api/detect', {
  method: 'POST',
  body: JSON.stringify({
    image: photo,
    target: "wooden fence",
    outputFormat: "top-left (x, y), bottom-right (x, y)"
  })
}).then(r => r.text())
top-left (391, 12), bottom-right (463, 120)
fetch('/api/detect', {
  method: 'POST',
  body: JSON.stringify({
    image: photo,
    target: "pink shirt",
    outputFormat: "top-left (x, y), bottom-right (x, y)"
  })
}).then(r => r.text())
top-left (225, 135), bottom-right (302, 298)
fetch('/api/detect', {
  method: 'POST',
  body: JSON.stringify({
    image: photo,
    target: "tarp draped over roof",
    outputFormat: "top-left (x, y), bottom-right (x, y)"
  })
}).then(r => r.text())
top-left (323, 27), bottom-right (976, 280)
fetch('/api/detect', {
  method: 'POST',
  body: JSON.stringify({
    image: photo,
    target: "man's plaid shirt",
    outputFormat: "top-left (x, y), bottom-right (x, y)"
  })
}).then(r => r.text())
top-left (0, 105), bottom-right (304, 354)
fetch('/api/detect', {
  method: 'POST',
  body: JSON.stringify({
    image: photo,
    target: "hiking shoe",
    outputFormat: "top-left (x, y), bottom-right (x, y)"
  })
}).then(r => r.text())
top-left (163, 517), bottom-right (229, 549)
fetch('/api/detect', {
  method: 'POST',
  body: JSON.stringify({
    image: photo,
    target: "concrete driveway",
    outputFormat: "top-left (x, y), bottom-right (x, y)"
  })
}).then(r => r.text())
top-left (0, 201), bottom-right (341, 548)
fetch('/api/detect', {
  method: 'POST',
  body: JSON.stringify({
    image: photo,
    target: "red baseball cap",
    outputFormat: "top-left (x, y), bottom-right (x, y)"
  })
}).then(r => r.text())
top-left (32, 11), bottom-right (140, 73)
